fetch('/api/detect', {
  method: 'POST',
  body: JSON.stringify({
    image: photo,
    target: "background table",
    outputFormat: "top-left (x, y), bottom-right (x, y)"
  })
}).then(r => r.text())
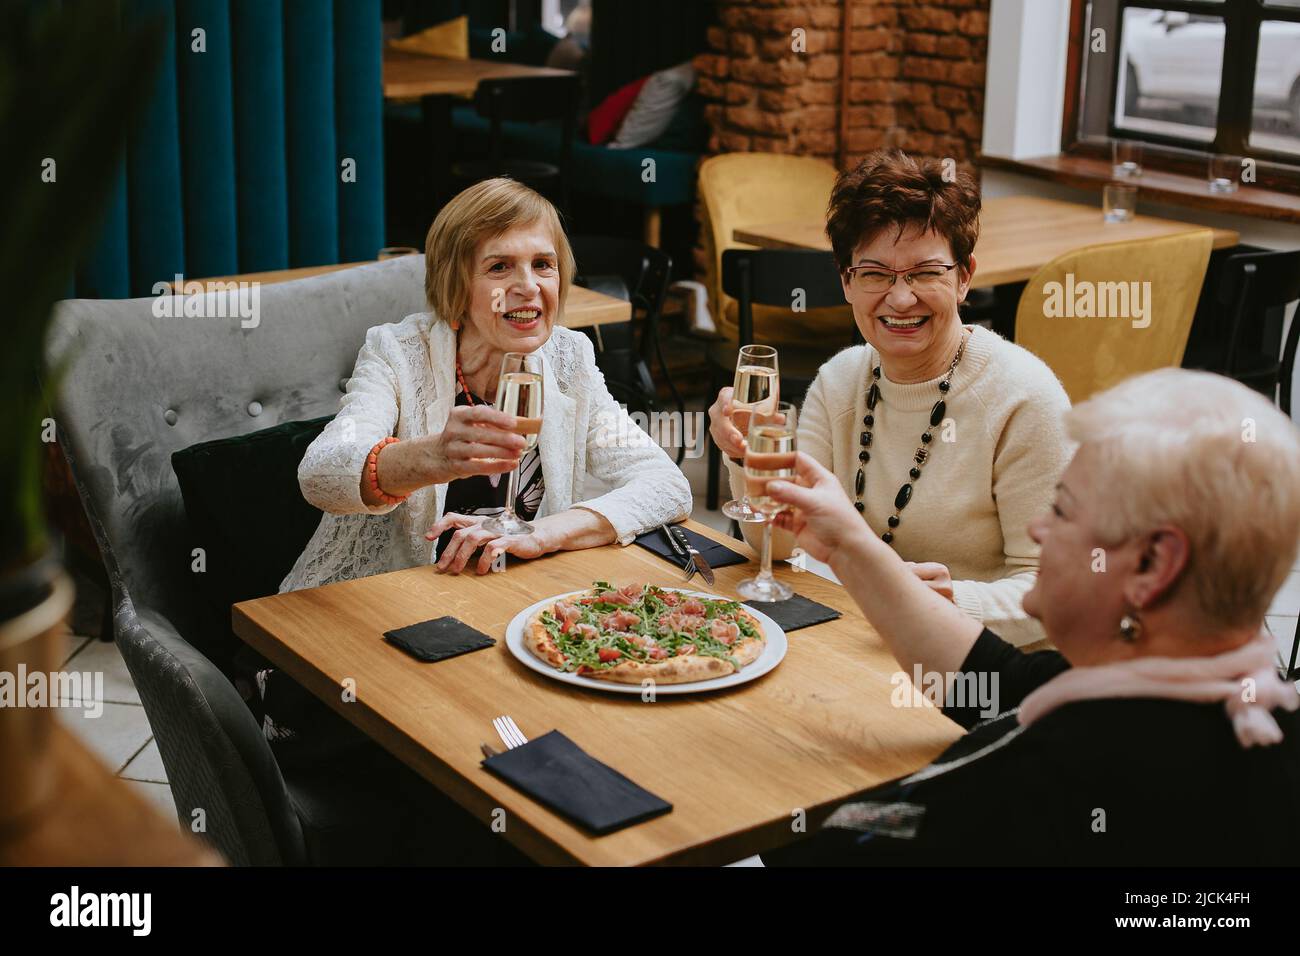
top-left (233, 520), bottom-right (961, 866)
top-left (382, 50), bottom-right (574, 99)
top-left (733, 195), bottom-right (1240, 288)
top-left (175, 259), bottom-right (631, 329)
top-left (382, 51), bottom-right (576, 215)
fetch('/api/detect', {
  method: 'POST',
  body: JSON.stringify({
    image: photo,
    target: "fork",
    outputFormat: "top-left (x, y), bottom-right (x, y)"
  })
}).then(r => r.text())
top-left (492, 715), bottom-right (529, 750)
top-left (660, 522), bottom-right (696, 582)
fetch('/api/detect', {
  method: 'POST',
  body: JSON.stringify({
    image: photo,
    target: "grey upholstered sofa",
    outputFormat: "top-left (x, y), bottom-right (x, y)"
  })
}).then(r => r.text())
top-left (48, 256), bottom-right (516, 864)
top-left (51, 256), bottom-right (426, 651)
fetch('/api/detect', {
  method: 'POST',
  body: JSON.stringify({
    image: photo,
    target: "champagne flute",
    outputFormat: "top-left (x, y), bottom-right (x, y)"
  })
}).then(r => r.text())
top-left (721, 344), bottom-right (779, 522)
top-left (736, 402), bottom-right (797, 603)
top-left (481, 352), bottom-right (544, 536)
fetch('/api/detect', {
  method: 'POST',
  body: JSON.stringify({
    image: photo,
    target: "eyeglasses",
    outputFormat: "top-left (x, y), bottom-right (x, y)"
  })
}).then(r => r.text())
top-left (846, 262), bottom-right (960, 294)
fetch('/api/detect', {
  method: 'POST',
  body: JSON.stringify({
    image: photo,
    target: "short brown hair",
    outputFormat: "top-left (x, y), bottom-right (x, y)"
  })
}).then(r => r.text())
top-left (424, 177), bottom-right (574, 326)
top-left (825, 150), bottom-right (981, 275)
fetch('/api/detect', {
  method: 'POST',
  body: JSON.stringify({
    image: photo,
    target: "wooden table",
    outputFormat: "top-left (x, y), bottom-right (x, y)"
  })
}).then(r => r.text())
top-left (232, 520), bottom-right (961, 866)
top-left (732, 195), bottom-right (1240, 288)
top-left (382, 51), bottom-right (577, 216)
top-left (382, 49), bottom-right (574, 99)
top-left (176, 259), bottom-right (632, 329)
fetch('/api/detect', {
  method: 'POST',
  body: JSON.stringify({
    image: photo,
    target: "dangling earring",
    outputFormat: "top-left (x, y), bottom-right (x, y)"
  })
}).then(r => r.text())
top-left (1118, 612), bottom-right (1142, 643)
top-left (450, 316), bottom-right (461, 332)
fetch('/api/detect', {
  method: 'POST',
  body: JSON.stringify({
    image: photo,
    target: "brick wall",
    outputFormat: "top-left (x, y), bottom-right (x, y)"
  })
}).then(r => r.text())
top-left (694, 0), bottom-right (990, 168)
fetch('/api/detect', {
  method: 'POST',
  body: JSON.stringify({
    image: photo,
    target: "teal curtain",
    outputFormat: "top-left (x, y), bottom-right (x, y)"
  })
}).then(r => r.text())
top-left (74, 0), bottom-right (385, 297)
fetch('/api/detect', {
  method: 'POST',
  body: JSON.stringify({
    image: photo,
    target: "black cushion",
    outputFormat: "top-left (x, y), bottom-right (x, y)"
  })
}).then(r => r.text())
top-left (171, 416), bottom-right (331, 669)
top-left (646, 93), bottom-right (707, 152)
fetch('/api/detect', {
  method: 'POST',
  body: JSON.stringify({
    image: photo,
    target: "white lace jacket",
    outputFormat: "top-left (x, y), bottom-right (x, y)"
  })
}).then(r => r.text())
top-left (280, 313), bottom-right (692, 592)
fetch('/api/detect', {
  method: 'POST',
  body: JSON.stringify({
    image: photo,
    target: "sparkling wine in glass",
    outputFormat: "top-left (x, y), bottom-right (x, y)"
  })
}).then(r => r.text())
top-left (481, 352), bottom-right (543, 536)
top-left (721, 344), bottom-right (779, 522)
top-left (737, 402), bottom-right (797, 603)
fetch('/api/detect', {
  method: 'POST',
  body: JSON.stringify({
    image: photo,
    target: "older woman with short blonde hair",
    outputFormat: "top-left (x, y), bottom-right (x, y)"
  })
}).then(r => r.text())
top-left (761, 368), bottom-right (1300, 865)
top-left (281, 178), bottom-right (691, 590)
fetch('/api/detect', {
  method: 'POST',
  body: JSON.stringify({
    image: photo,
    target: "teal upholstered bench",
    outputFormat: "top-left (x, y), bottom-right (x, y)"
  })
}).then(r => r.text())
top-left (449, 107), bottom-right (701, 246)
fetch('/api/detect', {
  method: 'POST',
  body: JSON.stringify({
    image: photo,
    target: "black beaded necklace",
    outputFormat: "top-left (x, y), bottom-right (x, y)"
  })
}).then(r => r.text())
top-left (854, 329), bottom-right (969, 546)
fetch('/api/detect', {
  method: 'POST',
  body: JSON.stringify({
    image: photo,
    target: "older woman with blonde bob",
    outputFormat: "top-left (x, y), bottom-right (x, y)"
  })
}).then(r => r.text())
top-left (760, 368), bottom-right (1300, 865)
top-left (282, 178), bottom-right (691, 590)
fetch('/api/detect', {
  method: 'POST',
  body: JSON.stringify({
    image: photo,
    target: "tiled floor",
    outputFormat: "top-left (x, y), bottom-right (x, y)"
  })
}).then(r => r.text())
top-left (55, 398), bottom-right (1300, 826)
top-left (57, 633), bottom-right (176, 826)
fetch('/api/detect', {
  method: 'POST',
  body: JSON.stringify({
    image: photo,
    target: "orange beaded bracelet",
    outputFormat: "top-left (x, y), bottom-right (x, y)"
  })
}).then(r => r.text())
top-left (365, 436), bottom-right (407, 506)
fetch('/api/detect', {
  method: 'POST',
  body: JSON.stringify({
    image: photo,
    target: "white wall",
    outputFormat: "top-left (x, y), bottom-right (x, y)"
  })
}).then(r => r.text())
top-left (982, 0), bottom-right (1300, 419)
top-left (982, 0), bottom-right (1071, 160)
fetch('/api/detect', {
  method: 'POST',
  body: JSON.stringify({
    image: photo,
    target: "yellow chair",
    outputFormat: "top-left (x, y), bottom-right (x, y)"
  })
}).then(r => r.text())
top-left (697, 152), bottom-right (854, 348)
top-left (1014, 229), bottom-right (1214, 403)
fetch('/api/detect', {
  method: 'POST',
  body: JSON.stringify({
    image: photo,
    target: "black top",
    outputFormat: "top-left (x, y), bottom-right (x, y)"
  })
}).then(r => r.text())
top-left (766, 629), bottom-right (1300, 866)
top-left (436, 384), bottom-right (544, 559)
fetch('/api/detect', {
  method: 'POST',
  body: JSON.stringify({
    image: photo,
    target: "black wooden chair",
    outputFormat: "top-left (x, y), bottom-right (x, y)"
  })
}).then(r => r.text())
top-left (569, 235), bottom-right (684, 464)
top-left (705, 248), bottom-right (849, 510)
top-left (1187, 249), bottom-right (1300, 416)
top-left (1188, 250), bottom-right (1300, 679)
top-left (450, 74), bottom-right (580, 212)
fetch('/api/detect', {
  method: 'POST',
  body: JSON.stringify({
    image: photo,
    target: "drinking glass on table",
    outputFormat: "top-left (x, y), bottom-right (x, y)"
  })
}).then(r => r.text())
top-left (1102, 183), bottom-right (1137, 223)
top-left (1111, 139), bottom-right (1142, 179)
top-left (481, 352), bottom-right (543, 536)
top-left (736, 402), bottom-right (797, 603)
top-left (721, 344), bottom-right (780, 522)
top-left (1207, 154), bottom-right (1242, 194)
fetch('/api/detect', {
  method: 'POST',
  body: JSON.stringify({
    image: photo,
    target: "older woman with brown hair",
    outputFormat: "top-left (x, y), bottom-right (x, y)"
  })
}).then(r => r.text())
top-left (709, 149), bottom-right (1070, 645)
top-left (760, 369), bottom-right (1300, 865)
top-left (281, 177), bottom-right (691, 590)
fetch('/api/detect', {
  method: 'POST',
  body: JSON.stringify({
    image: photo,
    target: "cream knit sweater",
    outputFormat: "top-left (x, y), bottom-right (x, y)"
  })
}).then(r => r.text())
top-left (727, 325), bottom-right (1072, 646)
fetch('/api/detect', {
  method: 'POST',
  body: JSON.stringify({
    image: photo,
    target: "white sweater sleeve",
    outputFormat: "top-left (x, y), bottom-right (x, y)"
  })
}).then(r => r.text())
top-left (950, 385), bottom-right (1072, 646)
top-left (571, 334), bottom-right (693, 544)
top-left (297, 326), bottom-right (404, 517)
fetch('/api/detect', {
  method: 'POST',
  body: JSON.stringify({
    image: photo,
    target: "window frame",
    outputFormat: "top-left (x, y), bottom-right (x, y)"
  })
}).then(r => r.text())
top-left (1061, 0), bottom-right (1300, 191)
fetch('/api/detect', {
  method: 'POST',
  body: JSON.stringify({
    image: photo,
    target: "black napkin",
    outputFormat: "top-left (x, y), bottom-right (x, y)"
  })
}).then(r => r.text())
top-left (481, 730), bottom-right (672, 835)
top-left (384, 616), bottom-right (495, 662)
top-left (633, 526), bottom-right (749, 574)
top-left (743, 593), bottom-right (841, 632)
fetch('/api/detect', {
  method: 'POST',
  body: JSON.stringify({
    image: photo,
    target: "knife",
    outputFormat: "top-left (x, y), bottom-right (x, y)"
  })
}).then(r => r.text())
top-left (659, 523), bottom-right (693, 579)
top-left (670, 525), bottom-right (715, 586)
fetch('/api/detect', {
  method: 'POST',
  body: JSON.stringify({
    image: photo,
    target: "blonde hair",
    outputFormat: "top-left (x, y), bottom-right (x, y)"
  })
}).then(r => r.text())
top-left (1066, 368), bottom-right (1300, 629)
top-left (423, 178), bottom-right (574, 327)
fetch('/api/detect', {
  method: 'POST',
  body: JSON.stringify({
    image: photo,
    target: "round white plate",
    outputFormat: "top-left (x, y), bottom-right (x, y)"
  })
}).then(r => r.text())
top-left (503, 588), bottom-right (788, 695)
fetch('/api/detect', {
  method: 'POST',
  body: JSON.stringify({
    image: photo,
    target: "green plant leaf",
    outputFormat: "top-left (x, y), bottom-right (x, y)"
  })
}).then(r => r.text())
top-left (0, 0), bottom-right (165, 567)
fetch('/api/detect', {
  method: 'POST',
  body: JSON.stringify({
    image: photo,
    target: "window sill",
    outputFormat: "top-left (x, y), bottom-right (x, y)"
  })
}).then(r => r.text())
top-left (978, 153), bottom-right (1300, 226)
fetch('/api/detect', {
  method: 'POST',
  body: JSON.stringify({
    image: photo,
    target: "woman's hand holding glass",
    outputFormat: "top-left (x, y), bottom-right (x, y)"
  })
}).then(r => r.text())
top-left (767, 452), bottom-right (869, 564)
top-left (769, 456), bottom-right (959, 601)
top-left (366, 405), bottom-right (523, 504)
top-left (424, 404), bottom-right (525, 480)
top-left (707, 386), bottom-right (748, 460)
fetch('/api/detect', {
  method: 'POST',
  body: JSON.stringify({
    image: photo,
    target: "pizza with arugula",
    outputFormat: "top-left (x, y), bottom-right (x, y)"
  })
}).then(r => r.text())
top-left (525, 581), bottom-right (767, 684)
